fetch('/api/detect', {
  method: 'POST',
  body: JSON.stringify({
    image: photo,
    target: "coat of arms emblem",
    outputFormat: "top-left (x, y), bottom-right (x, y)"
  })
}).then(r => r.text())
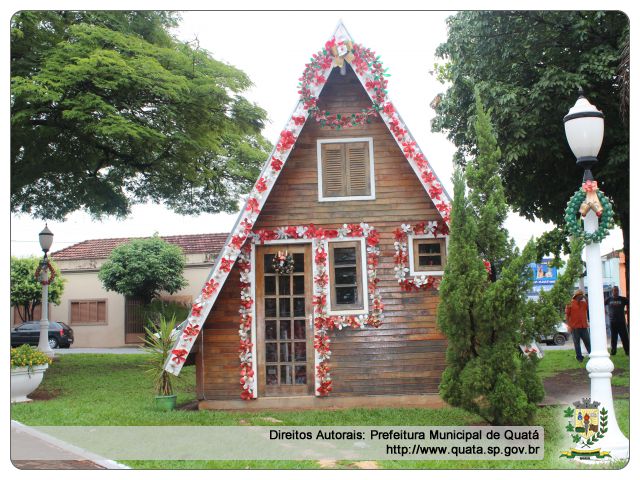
top-left (560, 398), bottom-right (611, 459)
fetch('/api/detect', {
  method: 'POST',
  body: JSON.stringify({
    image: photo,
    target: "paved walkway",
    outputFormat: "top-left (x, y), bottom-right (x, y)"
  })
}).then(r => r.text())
top-left (11, 421), bottom-right (128, 470)
top-left (54, 347), bottom-right (144, 355)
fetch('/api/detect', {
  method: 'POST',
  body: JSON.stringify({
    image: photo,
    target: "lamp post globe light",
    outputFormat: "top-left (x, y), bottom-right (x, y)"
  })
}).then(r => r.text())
top-left (37, 224), bottom-right (55, 357)
top-left (563, 91), bottom-right (628, 462)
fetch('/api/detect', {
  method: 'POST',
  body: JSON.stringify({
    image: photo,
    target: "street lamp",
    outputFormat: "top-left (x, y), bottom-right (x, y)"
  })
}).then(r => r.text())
top-left (37, 224), bottom-right (55, 357)
top-left (563, 91), bottom-right (628, 461)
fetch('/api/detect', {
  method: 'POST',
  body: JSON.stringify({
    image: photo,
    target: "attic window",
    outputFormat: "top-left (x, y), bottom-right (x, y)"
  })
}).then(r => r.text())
top-left (317, 138), bottom-right (375, 201)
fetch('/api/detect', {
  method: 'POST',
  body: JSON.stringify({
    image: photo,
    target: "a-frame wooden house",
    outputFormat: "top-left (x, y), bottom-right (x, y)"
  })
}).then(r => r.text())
top-left (165, 22), bottom-right (452, 410)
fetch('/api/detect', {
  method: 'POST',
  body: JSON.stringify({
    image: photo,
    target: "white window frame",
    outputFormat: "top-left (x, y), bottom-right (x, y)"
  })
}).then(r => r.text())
top-left (326, 237), bottom-right (369, 315)
top-left (317, 137), bottom-right (375, 202)
top-left (408, 233), bottom-right (449, 277)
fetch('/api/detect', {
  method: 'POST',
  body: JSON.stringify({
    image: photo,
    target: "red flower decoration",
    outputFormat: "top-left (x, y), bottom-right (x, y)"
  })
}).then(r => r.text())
top-left (292, 115), bottom-right (306, 126)
top-left (429, 183), bottom-right (443, 199)
top-left (246, 197), bottom-right (260, 214)
top-left (230, 234), bottom-right (245, 250)
top-left (171, 349), bottom-right (189, 364)
top-left (421, 170), bottom-right (436, 184)
top-left (271, 157), bottom-right (283, 172)
top-left (315, 249), bottom-right (327, 264)
top-left (277, 130), bottom-right (297, 152)
top-left (402, 141), bottom-right (416, 158)
top-left (202, 279), bottom-right (219, 299)
top-left (255, 177), bottom-right (268, 193)
top-left (183, 324), bottom-right (200, 337)
top-left (383, 103), bottom-right (395, 116)
top-left (220, 257), bottom-right (234, 272)
top-left (191, 304), bottom-right (203, 317)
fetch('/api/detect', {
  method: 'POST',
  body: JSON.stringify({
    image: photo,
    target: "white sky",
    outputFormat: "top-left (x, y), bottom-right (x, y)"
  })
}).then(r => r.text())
top-left (9, 10), bottom-right (624, 258)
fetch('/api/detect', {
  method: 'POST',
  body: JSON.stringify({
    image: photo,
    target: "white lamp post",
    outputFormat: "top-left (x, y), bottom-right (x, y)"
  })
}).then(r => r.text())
top-left (563, 91), bottom-right (628, 461)
top-left (37, 224), bottom-right (55, 357)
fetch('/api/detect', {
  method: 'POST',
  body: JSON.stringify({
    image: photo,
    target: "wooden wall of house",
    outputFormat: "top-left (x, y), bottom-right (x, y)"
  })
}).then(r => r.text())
top-left (197, 65), bottom-right (446, 400)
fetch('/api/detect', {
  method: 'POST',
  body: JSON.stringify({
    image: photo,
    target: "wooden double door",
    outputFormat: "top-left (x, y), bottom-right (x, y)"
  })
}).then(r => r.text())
top-left (255, 244), bottom-right (314, 397)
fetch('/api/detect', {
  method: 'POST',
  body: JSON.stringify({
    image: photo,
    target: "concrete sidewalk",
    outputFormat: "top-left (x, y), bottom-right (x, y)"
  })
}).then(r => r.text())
top-left (11, 421), bottom-right (129, 470)
top-left (54, 347), bottom-right (144, 355)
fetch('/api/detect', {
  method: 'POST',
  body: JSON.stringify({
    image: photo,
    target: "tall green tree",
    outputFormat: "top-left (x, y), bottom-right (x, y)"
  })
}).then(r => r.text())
top-left (98, 236), bottom-right (187, 305)
top-left (11, 11), bottom-right (271, 220)
top-left (432, 11), bottom-right (629, 284)
top-left (437, 94), bottom-right (582, 425)
top-left (11, 256), bottom-right (65, 322)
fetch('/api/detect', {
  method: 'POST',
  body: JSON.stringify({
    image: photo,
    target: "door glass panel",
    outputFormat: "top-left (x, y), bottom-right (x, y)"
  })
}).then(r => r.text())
top-left (266, 366), bottom-right (278, 385)
top-left (293, 254), bottom-right (304, 272)
top-left (265, 321), bottom-right (277, 340)
top-left (265, 298), bottom-right (277, 317)
top-left (294, 342), bottom-right (306, 361)
top-left (293, 275), bottom-right (305, 294)
top-left (419, 255), bottom-right (441, 266)
top-left (265, 276), bottom-right (276, 295)
top-left (293, 298), bottom-right (305, 317)
top-left (294, 320), bottom-right (306, 339)
top-left (265, 342), bottom-right (277, 362)
top-left (279, 321), bottom-right (291, 340)
top-left (280, 342), bottom-right (292, 362)
top-left (278, 276), bottom-right (290, 295)
top-left (265, 254), bottom-right (276, 273)
top-left (279, 298), bottom-right (291, 317)
top-left (281, 365), bottom-right (293, 384)
top-left (295, 366), bottom-right (307, 384)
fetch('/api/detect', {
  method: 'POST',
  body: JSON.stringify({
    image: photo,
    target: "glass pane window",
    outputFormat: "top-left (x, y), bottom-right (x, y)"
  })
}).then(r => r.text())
top-left (328, 242), bottom-right (363, 311)
top-left (413, 239), bottom-right (447, 272)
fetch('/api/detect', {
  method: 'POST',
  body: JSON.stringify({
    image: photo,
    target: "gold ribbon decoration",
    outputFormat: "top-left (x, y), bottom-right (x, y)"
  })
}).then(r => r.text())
top-left (579, 180), bottom-right (604, 217)
top-left (331, 40), bottom-right (355, 68)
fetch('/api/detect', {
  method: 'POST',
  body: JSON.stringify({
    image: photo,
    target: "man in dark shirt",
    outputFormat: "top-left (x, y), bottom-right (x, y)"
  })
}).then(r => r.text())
top-left (605, 286), bottom-right (629, 355)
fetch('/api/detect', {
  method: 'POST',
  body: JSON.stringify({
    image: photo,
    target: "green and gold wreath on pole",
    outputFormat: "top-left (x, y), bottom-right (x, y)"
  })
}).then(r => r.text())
top-left (564, 180), bottom-right (615, 244)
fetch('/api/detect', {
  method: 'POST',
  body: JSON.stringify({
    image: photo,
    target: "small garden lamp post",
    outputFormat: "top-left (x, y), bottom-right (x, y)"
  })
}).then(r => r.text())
top-left (37, 224), bottom-right (55, 357)
top-left (563, 91), bottom-right (628, 461)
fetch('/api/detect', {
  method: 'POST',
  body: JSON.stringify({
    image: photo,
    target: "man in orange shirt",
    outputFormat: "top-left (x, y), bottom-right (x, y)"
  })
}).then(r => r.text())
top-left (565, 290), bottom-right (591, 362)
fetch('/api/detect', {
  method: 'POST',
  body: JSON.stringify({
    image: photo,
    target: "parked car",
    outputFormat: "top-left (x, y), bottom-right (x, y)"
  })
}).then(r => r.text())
top-left (538, 322), bottom-right (571, 346)
top-left (11, 321), bottom-right (74, 349)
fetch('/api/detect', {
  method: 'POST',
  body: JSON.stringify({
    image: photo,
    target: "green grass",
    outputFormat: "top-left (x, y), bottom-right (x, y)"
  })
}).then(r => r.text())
top-left (537, 349), bottom-right (629, 385)
top-left (11, 353), bottom-right (629, 469)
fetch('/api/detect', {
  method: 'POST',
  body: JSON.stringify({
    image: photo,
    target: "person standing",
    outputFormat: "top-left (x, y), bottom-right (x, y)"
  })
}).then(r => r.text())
top-left (565, 290), bottom-right (591, 362)
top-left (604, 286), bottom-right (629, 355)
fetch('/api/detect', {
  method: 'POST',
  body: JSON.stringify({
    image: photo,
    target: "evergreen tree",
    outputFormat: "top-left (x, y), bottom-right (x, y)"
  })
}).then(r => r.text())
top-left (437, 92), bottom-right (583, 425)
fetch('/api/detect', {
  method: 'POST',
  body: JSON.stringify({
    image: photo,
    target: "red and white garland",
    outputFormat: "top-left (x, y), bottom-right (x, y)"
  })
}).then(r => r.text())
top-left (164, 26), bottom-right (451, 376)
top-left (394, 221), bottom-right (449, 291)
top-left (237, 247), bottom-right (255, 400)
top-left (311, 223), bottom-right (383, 396)
top-left (35, 259), bottom-right (56, 286)
top-left (234, 223), bottom-right (382, 399)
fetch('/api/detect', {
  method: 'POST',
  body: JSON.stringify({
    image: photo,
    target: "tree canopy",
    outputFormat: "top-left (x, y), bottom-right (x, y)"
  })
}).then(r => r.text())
top-left (98, 236), bottom-right (187, 304)
top-left (11, 256), bottom-right (65, 322)
top-left (432, 11), bottom-right (629, 261)
top-left (437, 93), bottom-right (582, 425)
top-left (11, 11), bottom-right (271, 220)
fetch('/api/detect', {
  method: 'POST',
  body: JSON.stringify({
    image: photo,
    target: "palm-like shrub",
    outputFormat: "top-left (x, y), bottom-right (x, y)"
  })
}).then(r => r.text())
top-left (142, 315), bottom-right (177, 397)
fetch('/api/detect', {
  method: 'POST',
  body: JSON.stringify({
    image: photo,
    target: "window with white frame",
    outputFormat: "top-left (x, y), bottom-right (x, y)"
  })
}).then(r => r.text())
top-left (410, 238), bottom-right (447, 273)
top-left (327, 240), bottom-right (368, 313)
top-left (317, 138), bottom-right (374, 201)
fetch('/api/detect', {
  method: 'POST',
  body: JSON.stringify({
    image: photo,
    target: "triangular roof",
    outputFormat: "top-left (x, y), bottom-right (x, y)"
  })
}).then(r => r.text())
top-left (164, 21), bottom-right (452, 374)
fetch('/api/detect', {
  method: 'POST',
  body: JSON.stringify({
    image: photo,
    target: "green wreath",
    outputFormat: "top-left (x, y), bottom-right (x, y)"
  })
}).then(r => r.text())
top-left (564, 189), bottom-right (615, 244)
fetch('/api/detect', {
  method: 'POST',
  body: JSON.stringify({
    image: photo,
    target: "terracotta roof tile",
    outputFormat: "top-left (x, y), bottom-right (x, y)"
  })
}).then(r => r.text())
top-left (51, 233), bottom-right (229, 261)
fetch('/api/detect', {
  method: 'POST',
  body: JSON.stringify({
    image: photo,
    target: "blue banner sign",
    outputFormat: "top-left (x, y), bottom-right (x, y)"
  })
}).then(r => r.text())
top-left (529, 259), bottom-right (558, 286)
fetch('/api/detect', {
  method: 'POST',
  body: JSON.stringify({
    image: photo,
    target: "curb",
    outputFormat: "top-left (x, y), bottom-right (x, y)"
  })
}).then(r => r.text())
top-left (11, 421), bottom-right (131, 469)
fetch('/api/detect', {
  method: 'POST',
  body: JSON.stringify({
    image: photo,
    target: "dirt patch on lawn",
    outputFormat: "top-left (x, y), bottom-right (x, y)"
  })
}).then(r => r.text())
top-left (28, 389), bottom-right (62, 401)
top-left (541, 369), bottom-right (629, 406)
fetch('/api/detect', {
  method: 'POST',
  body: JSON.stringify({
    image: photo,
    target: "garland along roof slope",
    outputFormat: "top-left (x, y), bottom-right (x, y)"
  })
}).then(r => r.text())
top-left (164, 21), bottom-right (452, 375)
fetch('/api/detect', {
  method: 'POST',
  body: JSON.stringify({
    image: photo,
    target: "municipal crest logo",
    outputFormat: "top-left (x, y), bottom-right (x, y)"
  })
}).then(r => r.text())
top-left (560, 398), bottom-right (611, 459)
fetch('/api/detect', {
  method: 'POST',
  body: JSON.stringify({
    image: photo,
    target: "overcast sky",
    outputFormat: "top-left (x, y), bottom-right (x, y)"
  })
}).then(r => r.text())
top-left (9, 10), bottom-right (623, 258)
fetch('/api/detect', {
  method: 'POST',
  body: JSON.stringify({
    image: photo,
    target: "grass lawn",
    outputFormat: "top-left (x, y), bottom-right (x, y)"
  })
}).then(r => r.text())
top-left (11, 352), bottom-right (628, 469)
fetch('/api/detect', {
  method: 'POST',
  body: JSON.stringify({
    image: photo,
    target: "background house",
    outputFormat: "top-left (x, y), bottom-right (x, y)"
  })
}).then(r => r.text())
top-left (12, 234), bottom-right (228, 348)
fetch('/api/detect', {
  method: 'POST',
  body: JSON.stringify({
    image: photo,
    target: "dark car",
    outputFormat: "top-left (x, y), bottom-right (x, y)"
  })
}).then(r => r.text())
top-left (11, 321), bottom-right (74, 349)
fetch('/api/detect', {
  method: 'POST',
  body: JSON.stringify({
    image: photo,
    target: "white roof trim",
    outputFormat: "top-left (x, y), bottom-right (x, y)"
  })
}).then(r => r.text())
top-left (164, 20), bottom-right (452, 375)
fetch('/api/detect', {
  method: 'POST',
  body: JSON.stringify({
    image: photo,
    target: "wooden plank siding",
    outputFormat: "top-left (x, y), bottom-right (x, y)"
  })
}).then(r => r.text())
top-left (197, 65), bottom-right (446, 401)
